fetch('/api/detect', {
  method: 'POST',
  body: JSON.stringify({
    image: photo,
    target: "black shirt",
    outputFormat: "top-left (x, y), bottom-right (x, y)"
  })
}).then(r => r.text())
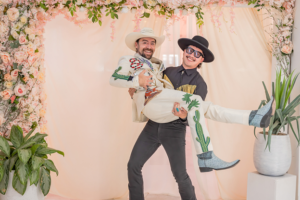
top-left (163, 65), bottom-right (208, 100)
top-left (162, 65), bottom-right (208, 125)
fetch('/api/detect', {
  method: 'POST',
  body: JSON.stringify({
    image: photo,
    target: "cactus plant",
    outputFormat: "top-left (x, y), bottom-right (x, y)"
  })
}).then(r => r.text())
top-left (193, 110), bottom-right (210, 152)
top-left (112, 67), bottom-right (130, 80)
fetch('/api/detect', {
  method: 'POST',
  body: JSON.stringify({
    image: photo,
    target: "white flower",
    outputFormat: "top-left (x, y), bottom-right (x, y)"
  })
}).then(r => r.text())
top-left (121, 7), bottom-right (129, 13)
top-left (0, 112), bottom-right (5, 126)
top-left (146, 0), bottom-right (157, 6)
top-left (7, 8), bottom-right (19, 21)
top-left (25, 27), bottom-right (32, 34)
top-left (0, 21), bottom-right (8, 34)
top-left (11, 30), bottom-right (19, 39)
top-left (76, 0), bottom-right (83, 5)
top-left (0, 0), bottom-right (9, 5)
top-left (174, 9), bottom-right (180, 15)
top-left (182, 9), bottom-right (188, 16)
top-left (29, 34), bottom-right (35, 41)
top-left (0, 52), bottom-right (11, 64)
top-left (31, 8), bottom-right (38, 15)
top-left (12, 22), bottom-right (23, 30)
top-left (14, 84), bottom-right (27, 96)
top-left (4, 81), bottom-right (13, 89)
top-left (20, 16), bottom-right (27, 24)
top-left (192, 7), bottom-right (198, 13)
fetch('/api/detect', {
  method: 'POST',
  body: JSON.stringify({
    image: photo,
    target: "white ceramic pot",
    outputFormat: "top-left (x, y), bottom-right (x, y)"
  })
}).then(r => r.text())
top-left (253, 132), bottom-right (292, 176)
top-left (0, 171), bottom-right (45, 200)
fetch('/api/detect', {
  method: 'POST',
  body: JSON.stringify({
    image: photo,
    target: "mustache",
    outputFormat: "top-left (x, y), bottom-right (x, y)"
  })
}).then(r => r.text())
top-left (186, 56), bottom-right (195, 61)
top-left (142, 49), bottom-right (153, 53)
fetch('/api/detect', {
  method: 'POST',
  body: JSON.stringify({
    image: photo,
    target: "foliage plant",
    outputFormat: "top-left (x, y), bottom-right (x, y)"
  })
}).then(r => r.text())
top-left (254, 68), bottom-right (300, 150)
top-left (0, 123), bottom-right (64, 196)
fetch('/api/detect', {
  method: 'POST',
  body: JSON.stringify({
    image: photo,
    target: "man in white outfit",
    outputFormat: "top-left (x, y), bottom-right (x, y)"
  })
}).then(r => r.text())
top-left (109, 28), bottom-right (274, 200)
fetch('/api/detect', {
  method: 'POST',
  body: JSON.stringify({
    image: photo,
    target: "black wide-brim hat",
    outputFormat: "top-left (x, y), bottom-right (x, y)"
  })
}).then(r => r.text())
top-left (178, 36), bottom-right (214, 63)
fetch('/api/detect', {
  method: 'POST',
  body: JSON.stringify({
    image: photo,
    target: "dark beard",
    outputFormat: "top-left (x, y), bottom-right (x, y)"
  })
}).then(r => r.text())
top-left (137, 49), bottom-right (153, 59)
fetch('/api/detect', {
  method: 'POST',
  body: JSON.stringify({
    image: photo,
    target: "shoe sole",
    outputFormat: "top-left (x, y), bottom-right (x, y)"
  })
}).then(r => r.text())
top-left (199, 160), bottom-right (240, 173)
top-left (260, 98), bottom-right (275, 128)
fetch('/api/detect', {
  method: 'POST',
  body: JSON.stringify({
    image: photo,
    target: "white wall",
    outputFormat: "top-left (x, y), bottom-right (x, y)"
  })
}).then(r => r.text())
top-left (289, 1), bottom-right (300, 200)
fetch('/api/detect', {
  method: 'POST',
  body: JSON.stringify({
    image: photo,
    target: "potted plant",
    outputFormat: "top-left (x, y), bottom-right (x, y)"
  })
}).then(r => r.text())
top-left (0, 123), bottom-right (64, 200)
top-left (253, 69), bottom-right (300, 176)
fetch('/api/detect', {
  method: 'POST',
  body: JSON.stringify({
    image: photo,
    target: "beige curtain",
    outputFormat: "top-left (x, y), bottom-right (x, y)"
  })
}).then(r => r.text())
top-left (43, 7), bottom-right (271, 200)
top-left (161, 8), bottom-right (272, 199)
top-left (43, 13), bottom-right (165, 200)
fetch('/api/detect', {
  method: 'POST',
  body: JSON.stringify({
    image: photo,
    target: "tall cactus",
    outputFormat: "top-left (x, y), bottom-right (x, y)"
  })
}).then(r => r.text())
top-left (193, 110), bottom-right (210, 152)
top-left (112, 67), bottom-right (130, 80)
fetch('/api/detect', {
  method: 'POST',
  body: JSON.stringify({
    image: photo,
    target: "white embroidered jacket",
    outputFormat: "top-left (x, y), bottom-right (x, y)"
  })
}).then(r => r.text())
top-left (109, 53), bottom-right (173, 122)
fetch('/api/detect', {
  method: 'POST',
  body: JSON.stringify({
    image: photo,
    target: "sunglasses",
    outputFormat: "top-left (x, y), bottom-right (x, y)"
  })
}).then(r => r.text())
top-left (185, 47), bottom-right (204, 58)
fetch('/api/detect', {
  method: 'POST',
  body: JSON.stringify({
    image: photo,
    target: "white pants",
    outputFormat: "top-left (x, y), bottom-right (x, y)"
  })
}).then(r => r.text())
top-left (142, 88), bottom-right (251, 154)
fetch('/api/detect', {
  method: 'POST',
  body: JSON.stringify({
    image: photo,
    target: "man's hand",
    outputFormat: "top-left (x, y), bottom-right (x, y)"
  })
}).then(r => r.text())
top-left (172, 102), bottom-right (188, 119)
top-left (138, 69), bottom-right (153, 89)
top-left (128, 88), bottom-right (137, 99)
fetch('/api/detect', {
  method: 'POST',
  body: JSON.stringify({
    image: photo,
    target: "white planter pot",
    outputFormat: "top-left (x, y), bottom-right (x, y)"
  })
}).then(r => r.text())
top-left (253, 133), bottom-right (292, 176)
top-left (0, 171), bottom-right (45, 200)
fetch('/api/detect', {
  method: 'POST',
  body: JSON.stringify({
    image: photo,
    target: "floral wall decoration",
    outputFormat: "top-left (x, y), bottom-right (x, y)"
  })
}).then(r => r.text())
top-left (0, 0), bottom-right (295, 138)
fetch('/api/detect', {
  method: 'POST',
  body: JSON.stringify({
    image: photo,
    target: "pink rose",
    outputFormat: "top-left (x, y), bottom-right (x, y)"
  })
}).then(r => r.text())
top-left (14, 51), bottom-right (28, 63)
top-left (1, 89), bottom-right (13, 100)
top-left (14, 84), bottom-right (27, 96)
top-left (28, 55), bottom-right (36, 65)
top-left (281, 45), bottom-right (293, 54)
top-left (0, 52), bottom-right (11, 64)
top-left (11, 69), bottom-right (19, 80)
top-left (7, 8), bottom-right (19, 21)
top-left (19, 34), bottom-right (28, 44)
top-left (4, 74), bottom-right (12, 81)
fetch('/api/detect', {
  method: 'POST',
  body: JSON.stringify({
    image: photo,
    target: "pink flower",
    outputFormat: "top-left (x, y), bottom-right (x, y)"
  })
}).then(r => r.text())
top-left (11, 69), bottom-right (19, 80)
top-left (4, 74), bottom-right (12, 81)
top-left (1, 89), bottom-right (13, 100)
top-left (0, 52), bottom-right (11, 64)
top-left (7, 8), bottom-right (19, 21)
top-left (14, 84), bottom-right (27, 96)
top-left (281, 45), bottom-right (293, 54)
top-left (10, 95), bottom-right (16, 104)
top-left (19, 34), bottom-right (28, 44)
top-left (14, 51), bottom-right (28, 63)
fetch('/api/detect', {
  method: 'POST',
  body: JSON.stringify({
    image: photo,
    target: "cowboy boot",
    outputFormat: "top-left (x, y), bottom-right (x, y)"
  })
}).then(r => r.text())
top-left (197, 151), bottom-right (240, 172)
top-left (249, 96), bottom-right (275, 128)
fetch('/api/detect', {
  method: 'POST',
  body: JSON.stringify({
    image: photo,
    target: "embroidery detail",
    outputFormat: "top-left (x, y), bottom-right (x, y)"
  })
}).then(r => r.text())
top-left (144, 88), bottom-right (162, 105)
top-left (159, 63), bottom-right (165, 71)
top-left (135, 56), bottom-right (154, 71)
top-left (163, 74), bottom-right (174, 88)
top-left (176, 84), bottom-right (197, 94)
top-left (112, 66), bottom-right (130, 81)
top-left (129, 58), bottom-right (143, 70)
top-left (194, 110), bottom-right (210, 153)
top-left (182, 93), bottom-right (200, 111)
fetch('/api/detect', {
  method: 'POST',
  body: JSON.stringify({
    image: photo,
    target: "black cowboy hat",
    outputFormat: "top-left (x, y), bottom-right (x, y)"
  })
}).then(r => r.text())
top-left (178, 36), bottom-right (214, 63)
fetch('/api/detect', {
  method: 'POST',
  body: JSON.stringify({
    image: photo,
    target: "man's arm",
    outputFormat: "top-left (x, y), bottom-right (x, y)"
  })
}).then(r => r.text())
top-left (109, 56), bottom-right (153, 89)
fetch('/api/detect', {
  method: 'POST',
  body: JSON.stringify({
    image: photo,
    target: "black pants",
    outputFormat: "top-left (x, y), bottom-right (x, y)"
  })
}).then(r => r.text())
top-left (127, 119), bottom-right (197, 200)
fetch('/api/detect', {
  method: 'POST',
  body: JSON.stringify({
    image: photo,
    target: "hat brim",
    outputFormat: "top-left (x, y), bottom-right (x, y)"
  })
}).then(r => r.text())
top-left (125, 32), bottom-right (165, 52)
top-left (178, 38), bottom-right (214, 63)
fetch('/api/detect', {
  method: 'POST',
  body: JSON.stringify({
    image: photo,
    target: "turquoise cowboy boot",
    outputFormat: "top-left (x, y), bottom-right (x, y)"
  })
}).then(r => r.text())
top-left (249, 96), bottom-right (275, 128)
top-left (197, 151), bottom-right (240, 172)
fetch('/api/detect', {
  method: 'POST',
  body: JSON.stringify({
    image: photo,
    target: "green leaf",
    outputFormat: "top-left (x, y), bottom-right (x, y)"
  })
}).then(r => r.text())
top-left (16, 160), bottom-right (29, 185)
top-left (0, 136), bottom-right (10, 157)
top-left (31, 144), bottom-right (41, 155)
top-left (30, 169), bottom-right (39, 186)
top-left (10, 125), bottom-right (24, 149)
top-left (0, 162), bottom-right (4, 182)
top-left (17, 149), bottom-right (32, 164)
top-left (40, 168), bottom-right (51, 196)
top-left (36, 147), bottom-right (64, 157)
top-left (24, 128), bottom-right (36, 142)
top-left (9, 154), bottom-right (18, 172)
top-left (182, 93), bottom-right (193, 104)
top-left (283, 95), bottom-right (300, 116)
top-left (262, 81), bottom-right (270, 102)
top-left (43, 159), bottom-right (58, 176)
top-left (0, 159), bottom-right (10, 194)
top-left (8, 35), bottom-right (16, 41)
top-left (31, 156), bottom-right (44, 171)
top-left (288, 119), bottom-right (300, 145)
top-left (276, 109), bottom-right (283, 123)
top-left (12, 170), bottom-right (27, 195)
top-left (13, 63), bottom-right (18, 69)
top-left (26, 133), bottom-right (47, 144)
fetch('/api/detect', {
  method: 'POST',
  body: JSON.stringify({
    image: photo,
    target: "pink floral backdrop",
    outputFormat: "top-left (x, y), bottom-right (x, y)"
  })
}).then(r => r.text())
top-left (0, 0), bottom-right (295, 197)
